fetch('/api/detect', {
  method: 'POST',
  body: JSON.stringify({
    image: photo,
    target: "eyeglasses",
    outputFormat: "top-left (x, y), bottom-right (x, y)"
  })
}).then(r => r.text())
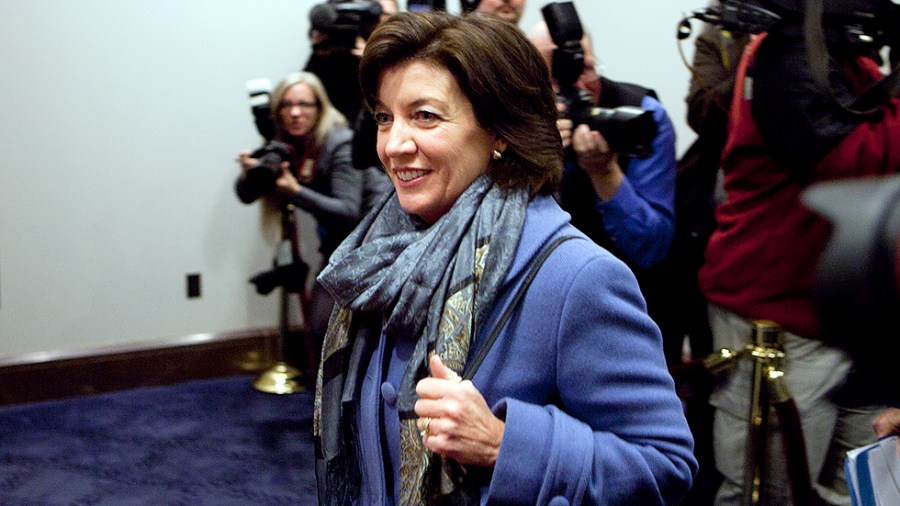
top-left (279, 100), bottom-right (318, 111)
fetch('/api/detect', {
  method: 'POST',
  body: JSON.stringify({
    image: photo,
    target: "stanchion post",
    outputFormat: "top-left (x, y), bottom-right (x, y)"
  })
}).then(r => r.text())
top-left (742, 320), bottom-right (783, 506)
top-left (253, 203), bottom-right (305, 394)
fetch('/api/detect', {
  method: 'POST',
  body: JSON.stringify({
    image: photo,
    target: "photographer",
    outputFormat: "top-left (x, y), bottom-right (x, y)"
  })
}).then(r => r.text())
top-left (303, 0), bottom-right (394, 122)
top-left (527, 17), bottom-right (677, 342)
top-left (527, 21), bottom-right (676, 270)
top-left (696, 2), bottom-right (900, 504)
top-left (236, 71), bottom-right (363, 351)
top-left (305, 1), bottom-right (395, 214)
top-left (671, 7), bottom-right (751, 365)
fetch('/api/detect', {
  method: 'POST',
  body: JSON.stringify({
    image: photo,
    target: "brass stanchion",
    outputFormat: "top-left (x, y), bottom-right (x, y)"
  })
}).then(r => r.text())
top-left (743, 320), bottom-right (781, 506)
top-left (252, 203), bottom-right (307, 394)
top-left (253, 280), bottom-right (304, 394)
top-left (706, 319), bottom-right (814, 506)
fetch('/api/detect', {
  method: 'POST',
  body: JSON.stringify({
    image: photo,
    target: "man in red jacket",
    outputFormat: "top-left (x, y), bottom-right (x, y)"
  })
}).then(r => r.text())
top-left (698, 23), bottom-right (900, 506)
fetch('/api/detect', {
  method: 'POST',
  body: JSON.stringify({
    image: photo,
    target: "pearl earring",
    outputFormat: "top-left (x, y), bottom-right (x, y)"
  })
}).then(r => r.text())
top-left (492, 149), bottom-right (503, 160)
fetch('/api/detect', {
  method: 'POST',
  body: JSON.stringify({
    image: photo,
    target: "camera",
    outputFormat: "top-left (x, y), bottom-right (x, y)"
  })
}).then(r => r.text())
top-left (682, 0), bottom-right (899, 53)
top-left (243, 79), bottom-right (295, 195)
top-left (250, 260), bottom-right (309, 295)
top-left (542, 1), bottom-right (657, 159)
top-left (309, 0), bottom-right (384, 51)
top-left (248, 234), bottom-right (310, 297)
top-left (678, 0), bottom-right (900, 122)
top-left (750, 0), bottom-right (896, 47)
top-left (802, 176), bottom-right (900, 343)
top-left (802, 175), bottom-right (900, 405)
top-left (244, 140), bottom-right (295, 195)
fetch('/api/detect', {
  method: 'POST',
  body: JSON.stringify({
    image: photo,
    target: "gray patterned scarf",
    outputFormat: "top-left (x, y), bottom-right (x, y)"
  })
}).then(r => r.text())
top-left (313, 175), bottom-right (527, 505)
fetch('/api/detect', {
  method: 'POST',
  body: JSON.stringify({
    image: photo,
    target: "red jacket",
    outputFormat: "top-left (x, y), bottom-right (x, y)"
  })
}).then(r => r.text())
top-left (698, 33), bottom-right (900, 339)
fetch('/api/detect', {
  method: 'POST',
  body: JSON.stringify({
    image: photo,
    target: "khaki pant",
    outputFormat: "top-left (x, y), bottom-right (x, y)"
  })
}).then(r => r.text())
top-left (707, 304), bottom-right (883, 506)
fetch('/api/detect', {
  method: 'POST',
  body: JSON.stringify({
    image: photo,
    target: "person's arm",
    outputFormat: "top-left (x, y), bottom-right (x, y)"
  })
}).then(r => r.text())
top-left (234, 150), bottom-right (262, 204)
top-left (593, 96), bottom-right (676, 268)
top-left (487, 249), bottom-right (697, 505)
top-left (285, 129), bottom-right (364, 230)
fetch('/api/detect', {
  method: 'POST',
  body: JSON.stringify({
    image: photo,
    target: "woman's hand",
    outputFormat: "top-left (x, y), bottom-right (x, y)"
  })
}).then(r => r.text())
top-left (274, 161), bottom-right (301, 196)
top-left (237, 150), bottom-right (256, 177)
top-left (415, 355), bottom-right (505, 468)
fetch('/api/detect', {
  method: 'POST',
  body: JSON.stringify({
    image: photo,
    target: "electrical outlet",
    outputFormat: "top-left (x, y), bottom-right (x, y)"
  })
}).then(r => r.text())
top-left (186, 273), bottom-right (201, 298)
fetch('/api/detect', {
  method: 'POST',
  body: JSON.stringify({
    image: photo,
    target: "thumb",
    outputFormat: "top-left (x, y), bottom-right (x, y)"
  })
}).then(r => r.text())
top-left (429, 354), bottom-right (462, 382)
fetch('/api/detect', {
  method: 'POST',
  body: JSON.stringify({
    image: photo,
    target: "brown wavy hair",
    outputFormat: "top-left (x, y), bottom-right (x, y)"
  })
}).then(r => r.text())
top-left (359, 11), bottom-right (563, 196)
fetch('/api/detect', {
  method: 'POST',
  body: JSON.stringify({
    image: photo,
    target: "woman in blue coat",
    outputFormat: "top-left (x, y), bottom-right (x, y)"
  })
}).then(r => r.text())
top-left (313, 11), bottom-right (696, 505)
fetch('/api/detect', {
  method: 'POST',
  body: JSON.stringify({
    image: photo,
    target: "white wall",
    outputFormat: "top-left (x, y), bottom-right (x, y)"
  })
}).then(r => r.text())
top-left (0, 0), bottom-right (704, 358)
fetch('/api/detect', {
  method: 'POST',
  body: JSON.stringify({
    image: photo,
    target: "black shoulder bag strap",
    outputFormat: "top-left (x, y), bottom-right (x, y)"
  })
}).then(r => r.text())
top-left (462, 235), bottom-right (579, 379)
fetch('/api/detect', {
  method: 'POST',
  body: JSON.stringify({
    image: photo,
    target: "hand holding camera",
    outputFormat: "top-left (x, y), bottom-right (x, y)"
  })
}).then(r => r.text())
top-left (542, 1), bottom-right (657, 159)
top-left (236, 148), bottom-right (303, 199)
top-left (235, 140), bottom-right (296, 197)
top-left (571, 125), bottom-right (613, 169)
top-left (569, 123), bottom-right (625, 201)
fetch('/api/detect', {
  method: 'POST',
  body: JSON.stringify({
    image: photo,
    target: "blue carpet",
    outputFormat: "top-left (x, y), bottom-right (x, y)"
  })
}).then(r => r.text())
top-left (0, 376), bottom-right (317, 505)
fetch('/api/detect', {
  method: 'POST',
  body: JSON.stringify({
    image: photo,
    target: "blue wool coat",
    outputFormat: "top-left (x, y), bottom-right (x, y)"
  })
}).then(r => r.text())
top-left (356, 195), bottom-right (697, 505)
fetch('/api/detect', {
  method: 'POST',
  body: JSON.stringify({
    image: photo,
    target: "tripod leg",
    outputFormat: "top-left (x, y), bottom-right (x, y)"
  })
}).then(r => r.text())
top-left (283, 204), bottom-right (320, 383)
top-left (293, 289), bottom-right (321, 382)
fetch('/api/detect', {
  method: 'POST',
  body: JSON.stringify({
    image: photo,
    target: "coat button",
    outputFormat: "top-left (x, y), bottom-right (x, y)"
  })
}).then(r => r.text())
top-left (380, 382), bottom-right (397, 407)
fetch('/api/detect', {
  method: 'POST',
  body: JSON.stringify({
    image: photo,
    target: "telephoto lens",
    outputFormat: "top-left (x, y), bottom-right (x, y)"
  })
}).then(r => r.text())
top-left (581, 106), bottom-right (657, 159)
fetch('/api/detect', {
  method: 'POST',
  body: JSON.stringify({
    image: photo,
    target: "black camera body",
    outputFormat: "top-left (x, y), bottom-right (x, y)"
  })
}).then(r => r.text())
top-left (803, 176), bottom-right (900, 343)
top-left (802, 175), bottom-right (900, 405)
top-left (309, 0), bottom-right (383, 50)
top-left (244, 140), bottom-right (295, 195)
top-left (250, 259), bottom-right (309, 295)
top-left (243, 79), bottom-right (295, 195)
top-left (556, 86), bottom-right (658, 160)
top-left (542, 2), bottom-right (657, 159)
top-left (679, 0), bottom-right (900, 119)
top-left (698, 0), bottom-right (899, 51)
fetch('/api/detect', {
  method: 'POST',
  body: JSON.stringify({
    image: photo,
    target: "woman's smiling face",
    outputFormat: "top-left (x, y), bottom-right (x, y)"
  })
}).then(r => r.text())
top-left (374, 60), bottom-right (504, 224)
